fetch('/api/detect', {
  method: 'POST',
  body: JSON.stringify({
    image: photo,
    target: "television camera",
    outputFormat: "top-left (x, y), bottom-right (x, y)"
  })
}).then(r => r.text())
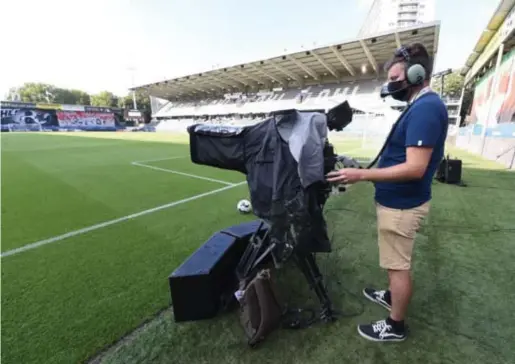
top-left (184, 101), bottom-right (363, 345)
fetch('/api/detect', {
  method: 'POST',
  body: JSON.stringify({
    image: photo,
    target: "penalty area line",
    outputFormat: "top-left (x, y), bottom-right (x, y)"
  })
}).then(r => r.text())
top-left (131, 161), bottom-right (235, 186)
top-left (1, 182), bottom-right (247, 259)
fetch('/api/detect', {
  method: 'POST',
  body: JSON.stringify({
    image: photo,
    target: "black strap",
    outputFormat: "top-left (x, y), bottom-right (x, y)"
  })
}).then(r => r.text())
top-left (281, 308), bottom-right (317, 329)
top-left (364, 104), bottom-right (412, 169)
top-left (365, 91), bottom-right (435, 169)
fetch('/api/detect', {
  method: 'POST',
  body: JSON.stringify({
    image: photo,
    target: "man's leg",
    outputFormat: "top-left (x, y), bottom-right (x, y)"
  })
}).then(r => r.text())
top-left (388, 269), bottom-right (412, 322)
top-left (358, 202), bottom-right (429, 342)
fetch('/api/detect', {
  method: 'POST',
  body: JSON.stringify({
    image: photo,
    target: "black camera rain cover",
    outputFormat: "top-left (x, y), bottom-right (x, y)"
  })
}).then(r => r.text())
top-left (187, 112), bottom-right (331, 253)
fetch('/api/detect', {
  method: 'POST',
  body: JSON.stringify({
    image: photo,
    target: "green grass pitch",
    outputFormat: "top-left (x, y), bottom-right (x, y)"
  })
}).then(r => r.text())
top-left (1, 132), bottom-right (514, 364)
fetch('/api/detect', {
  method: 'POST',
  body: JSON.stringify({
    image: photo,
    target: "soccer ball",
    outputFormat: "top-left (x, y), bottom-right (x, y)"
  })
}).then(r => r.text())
top-left (237, 199), bottom-right (252, 214)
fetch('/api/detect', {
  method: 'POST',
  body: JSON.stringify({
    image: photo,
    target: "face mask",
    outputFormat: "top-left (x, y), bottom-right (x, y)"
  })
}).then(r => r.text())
top-left (380, 80), bottom-right (410, 102)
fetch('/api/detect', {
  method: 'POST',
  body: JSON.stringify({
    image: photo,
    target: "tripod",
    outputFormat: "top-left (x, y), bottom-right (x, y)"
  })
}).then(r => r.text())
top-left (236, 219), bottom-right (337, 327)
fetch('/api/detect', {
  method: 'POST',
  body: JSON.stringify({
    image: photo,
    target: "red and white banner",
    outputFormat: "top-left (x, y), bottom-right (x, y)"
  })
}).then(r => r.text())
top-left (57, 111), bottom-right (115, 127)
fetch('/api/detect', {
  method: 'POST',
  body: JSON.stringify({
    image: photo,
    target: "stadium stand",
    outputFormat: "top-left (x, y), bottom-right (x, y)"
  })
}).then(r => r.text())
top-left (457, 0), bottom-right (515, 169)
top-left (151, 79), bottom-right (407, 155)
top-left (152, 80), bottom-right (383, 119)
top-left (0, 101), bottom-right (125, 132)
top-left (132, 22), bottom-right (440, 139)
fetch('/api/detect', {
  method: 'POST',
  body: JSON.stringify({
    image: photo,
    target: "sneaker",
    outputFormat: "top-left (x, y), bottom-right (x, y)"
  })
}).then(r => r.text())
top-left (357, 319), bottom-right (407, 342)
top-left (363, 288), bottom-right (391, 311)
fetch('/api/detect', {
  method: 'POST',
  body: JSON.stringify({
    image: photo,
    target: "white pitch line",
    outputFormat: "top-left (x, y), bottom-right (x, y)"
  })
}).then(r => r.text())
top-left (131, 161), bottom-right (235, 186)
top-left (0, 182), bottom-right (247, 259)
top-left (132, 156), bottom-right (186, 164)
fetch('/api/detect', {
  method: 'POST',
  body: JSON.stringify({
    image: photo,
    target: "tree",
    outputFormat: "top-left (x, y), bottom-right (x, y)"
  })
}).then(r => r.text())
top-left (431, 71), bottom-right (465, 98)
top-left (71, 90), bottom-right (91, 105)
top-left (6, 83), bottom-right (57, 103)
top-left (5, 83), bottom-right (92, 105)
top-left (5, 82), bottom-right (147, 110)
top-left (459, 89), bottom-right (475, 126)
top-left (118, 95), bottom-right (133, 109)
top-left (5, 87), bottom-right (20, 101)
top-left (90, 91), bottom-right (119, 107)
top-left (52, 88), bottom-right (91, 105)
top-left (118, 91), bottom-right (151, 112)
top-left (49, 88), bottom-right (91, 105)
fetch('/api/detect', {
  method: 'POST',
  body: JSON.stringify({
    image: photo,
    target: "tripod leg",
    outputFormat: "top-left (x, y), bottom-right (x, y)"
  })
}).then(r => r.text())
top-left (236, 245), bottom-right (254, 282)
top-left (236, 222), bottom-right (272, 282)
top-left (294, 252), bottom-right (336, 323)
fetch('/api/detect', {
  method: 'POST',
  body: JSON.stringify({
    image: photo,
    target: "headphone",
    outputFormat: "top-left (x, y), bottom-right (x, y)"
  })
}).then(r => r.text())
top-left (395, 46), bottom-right (427, 85)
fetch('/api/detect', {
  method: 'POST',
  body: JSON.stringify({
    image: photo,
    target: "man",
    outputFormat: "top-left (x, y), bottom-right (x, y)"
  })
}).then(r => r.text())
top-left (326, 43), bottom-right (448, 342)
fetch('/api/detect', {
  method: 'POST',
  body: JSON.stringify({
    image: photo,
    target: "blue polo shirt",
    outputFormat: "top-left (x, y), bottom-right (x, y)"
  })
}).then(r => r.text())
top-left (374, 91), bottom-right (449, 209)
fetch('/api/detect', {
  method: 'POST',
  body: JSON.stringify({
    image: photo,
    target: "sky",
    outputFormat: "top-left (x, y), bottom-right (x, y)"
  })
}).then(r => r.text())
top-left (0, 0), bottom-right (500, 98)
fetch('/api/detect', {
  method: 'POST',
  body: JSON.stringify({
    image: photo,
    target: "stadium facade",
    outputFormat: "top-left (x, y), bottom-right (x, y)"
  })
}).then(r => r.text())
top-left (132, 22), bottom-right (440, 144)
top-left (358, 0), bottom-right (436, 37)
top-left (457, 0), bottom-right (515, 169)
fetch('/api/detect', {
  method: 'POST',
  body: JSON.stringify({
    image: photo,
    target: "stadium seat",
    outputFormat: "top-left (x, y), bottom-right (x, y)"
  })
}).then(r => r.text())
top-left (151, 79), bottom-right (391, 134)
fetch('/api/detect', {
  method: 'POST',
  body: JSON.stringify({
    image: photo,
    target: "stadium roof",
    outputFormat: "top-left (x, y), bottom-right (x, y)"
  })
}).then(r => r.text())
top-left (461, 0), bottom-right (515, 84)
top-left (132, 21), bottom-right (441, 101)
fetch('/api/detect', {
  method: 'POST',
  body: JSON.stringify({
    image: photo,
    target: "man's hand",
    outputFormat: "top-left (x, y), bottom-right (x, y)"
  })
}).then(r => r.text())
top-left (326, 146), bottom-right (434, 184)
top-left (326, 168), bottom-right (366, 184)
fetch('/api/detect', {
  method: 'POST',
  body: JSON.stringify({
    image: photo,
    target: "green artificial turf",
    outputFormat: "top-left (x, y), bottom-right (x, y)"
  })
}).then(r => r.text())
top-left (2, 132), bottom-right (515, 364)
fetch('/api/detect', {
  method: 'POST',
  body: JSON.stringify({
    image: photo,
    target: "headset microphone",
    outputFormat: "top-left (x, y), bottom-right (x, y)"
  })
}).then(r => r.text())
top-left (380, 45), bottom-right (427, 100)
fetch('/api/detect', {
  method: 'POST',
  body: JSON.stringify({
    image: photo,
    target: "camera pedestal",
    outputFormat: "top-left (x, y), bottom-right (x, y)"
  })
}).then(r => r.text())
top-left (293, 251), bottom-right (337, 324)
top-left (236, 220), bottom-right (337, 327)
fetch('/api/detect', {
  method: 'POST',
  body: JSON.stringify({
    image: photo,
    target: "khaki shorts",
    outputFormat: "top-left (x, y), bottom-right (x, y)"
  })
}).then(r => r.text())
top-left (376, 201), bottom-right (430, 270)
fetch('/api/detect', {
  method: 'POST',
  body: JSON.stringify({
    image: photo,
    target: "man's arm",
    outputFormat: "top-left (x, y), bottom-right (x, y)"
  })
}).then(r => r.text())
top-left (326, 99), bottom-right (446, 185)
top-left (359, 101), bottom-right (445, 183)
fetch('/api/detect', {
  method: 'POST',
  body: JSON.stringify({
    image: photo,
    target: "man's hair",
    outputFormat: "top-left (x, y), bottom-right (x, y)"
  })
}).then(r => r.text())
top-left (384, 42), bottom-right (432, 80)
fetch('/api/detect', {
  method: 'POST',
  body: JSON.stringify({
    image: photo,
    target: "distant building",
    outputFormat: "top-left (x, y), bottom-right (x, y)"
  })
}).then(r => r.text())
top-left (442, 96), bottom-right (461, 125)
top-left (358, 0), bottom-right (436, 37)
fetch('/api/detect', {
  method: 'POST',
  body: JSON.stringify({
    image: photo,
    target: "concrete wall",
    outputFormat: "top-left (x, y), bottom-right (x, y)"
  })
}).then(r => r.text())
top-left (455, 133), bottom-right (515, 169)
